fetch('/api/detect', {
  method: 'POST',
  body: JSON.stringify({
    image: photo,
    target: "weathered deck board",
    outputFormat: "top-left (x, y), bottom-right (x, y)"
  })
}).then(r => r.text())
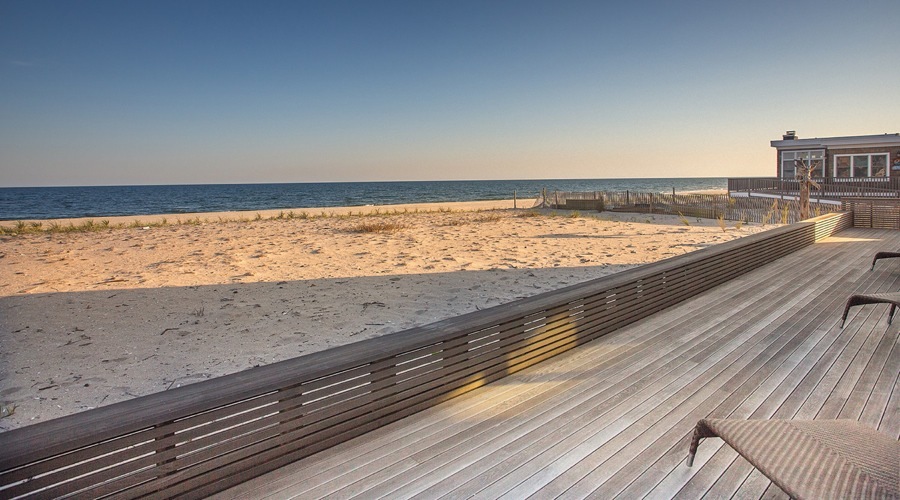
top-left (674, 289), bottom-right (893, 498)
top-left (608, 263), bottom-right (884, 498)
top-left (353, 246), bottom-right (830, 499)
top-left (870, 337), bottom-right (900, 436)
top-left (668, 267), bottom-right (900, 499)
top-left (215, 228), bottom-right (900, 500)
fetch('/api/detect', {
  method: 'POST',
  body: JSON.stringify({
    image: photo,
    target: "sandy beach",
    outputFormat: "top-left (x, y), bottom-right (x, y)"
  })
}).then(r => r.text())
top-left (0, 200), bottom-right (771, 430)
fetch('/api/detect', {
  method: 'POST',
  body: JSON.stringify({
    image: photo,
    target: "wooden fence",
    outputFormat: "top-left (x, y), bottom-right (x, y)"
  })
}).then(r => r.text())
top-left (842, 198), bottom-right (900, 229)
top-left (0, 213), bottom-right (852, 499)
top-left (728, 177), bottom-right (900, 199)
top-left (541, 191), bottom-right (842, 224)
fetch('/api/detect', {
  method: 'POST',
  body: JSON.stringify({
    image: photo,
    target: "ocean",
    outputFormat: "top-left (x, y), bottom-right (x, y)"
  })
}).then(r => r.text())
top-left (0, 178), bottom-right (726, 221)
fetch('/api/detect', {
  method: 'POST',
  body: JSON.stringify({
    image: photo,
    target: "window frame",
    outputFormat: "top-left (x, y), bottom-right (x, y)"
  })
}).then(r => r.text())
top-left (781, 150), bottom-right (825, 178)
top-left (833, 153), bottom-right (890, 178)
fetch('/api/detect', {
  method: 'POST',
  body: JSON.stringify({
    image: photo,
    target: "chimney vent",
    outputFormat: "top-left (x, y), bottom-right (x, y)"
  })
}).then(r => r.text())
top-left (783, 130), bottom-right (797, 140)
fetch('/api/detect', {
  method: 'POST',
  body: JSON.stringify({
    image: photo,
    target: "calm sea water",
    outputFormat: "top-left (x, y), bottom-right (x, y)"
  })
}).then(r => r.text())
top-left (0, 178), bottom-right (726, 220)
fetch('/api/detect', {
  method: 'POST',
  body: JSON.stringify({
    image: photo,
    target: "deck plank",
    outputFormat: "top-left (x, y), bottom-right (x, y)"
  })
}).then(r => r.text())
top-left (492, 245), bottom-right (856, 499)
top-left (677, 293), bottom-right (886, 498)
top-left (858, 333), bottom-right (898, 430)
top-left (539, 254), bottom-right (858, 499)
top-left (559, 237), bottom-right (881, 497)
top-left (380, 252), bottom-right (824, 499)
top-left (881, 368), bottom-right (900, 439)
top-left (717, 246), bottom-right (900, 499)
top-left (622, 272), bottom-right (869, 498)
top-left (212, 228), bottom-right (900, 500)
top-left (581, 253), bottom-right (873, 499)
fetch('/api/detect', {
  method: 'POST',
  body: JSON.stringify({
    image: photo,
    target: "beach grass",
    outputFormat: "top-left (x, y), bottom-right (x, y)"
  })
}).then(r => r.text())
top-left (0, 204), bottom-right (742, 237)
top-left (0, 205), bottom-right (519, 236)
top-left (780, 205), bottom-right (790, 224)
top-left (349, 221), bottom-right (409, 233)
top-left (716, 213), bottom-right (727, 232)
top-left (474, 213), bottom-right (503, 223)
top-left (763, 200), bottom-right (777, 226)
top-left (440, 219), bottom-right (469, 227)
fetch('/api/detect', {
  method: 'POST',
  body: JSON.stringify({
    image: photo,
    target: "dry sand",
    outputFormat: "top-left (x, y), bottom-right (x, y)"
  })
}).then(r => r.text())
top-left (0, 200), bottom-right (771, 430)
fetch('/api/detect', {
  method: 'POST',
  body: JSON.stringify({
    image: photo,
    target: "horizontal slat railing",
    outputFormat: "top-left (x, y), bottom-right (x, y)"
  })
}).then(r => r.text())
top-left (728, 177), bottom-right (900, 199)
top-left (842, 198), bottom-right (900, 230)
top-left (0, 212), bottom-right (852, 499)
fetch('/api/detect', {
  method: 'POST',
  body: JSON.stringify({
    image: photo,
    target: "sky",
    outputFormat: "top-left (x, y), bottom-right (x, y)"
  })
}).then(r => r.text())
top-left (1, 0), bottom-right (898, 187)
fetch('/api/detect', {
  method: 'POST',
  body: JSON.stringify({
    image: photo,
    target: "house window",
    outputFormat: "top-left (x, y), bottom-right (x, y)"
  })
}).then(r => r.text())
top-left (835, 156), bottom-right (851, 177)
top-left (853, 156), bottom-right (869, 177)
top-left (834, 153), bottom-right (889, 177)
top-left (872, 155), bottom-right (888, 177)
top-left (781, 150), bottom-right (824, 178)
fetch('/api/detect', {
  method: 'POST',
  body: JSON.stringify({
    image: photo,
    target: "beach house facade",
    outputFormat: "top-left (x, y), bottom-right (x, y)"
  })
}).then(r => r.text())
top-left (772, 131), bottom-right (900, 179)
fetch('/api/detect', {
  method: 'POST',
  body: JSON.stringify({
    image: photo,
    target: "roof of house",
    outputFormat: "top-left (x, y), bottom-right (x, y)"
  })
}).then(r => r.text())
top-left (771, 133), bottom-right (900, 149)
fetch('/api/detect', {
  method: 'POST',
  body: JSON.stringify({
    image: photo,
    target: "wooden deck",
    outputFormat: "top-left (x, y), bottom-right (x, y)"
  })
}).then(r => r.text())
top-left (217, 228), bottom-right (900, 500)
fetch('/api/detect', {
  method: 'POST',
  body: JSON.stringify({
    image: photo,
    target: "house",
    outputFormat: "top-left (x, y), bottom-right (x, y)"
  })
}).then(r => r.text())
top-left (771, 131), bottom-right (900, 179)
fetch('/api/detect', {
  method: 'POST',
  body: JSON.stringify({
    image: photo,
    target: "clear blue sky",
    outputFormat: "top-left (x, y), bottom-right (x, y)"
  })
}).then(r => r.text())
top-left (2, 0), bottom-right (898, 186)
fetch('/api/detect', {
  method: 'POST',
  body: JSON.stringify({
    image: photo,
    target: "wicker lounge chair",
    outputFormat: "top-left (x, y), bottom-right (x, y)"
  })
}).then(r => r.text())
top-left (687, 418), bottom-right (899, 499)
top-left (871, 251), bottom-right (900, 271)
top-left (840, 292), bottom-right (900, 328)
